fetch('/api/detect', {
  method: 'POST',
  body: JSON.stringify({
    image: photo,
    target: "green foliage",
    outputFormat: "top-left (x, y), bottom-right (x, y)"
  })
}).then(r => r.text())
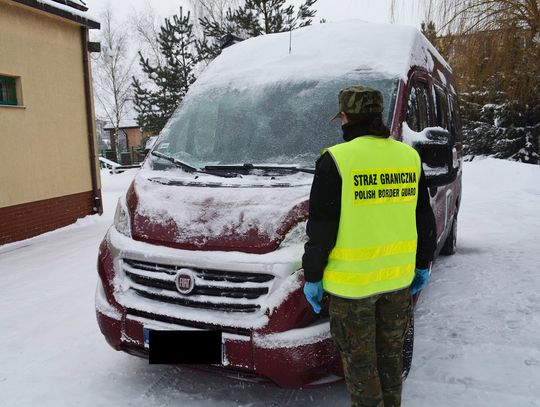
top-left (454, 27), bottom-right (540, 165)
top-left (421, 0), bottom-right (540, 165)
top-left (197, 9), bottom-right (239, 61)
top-left (198, 0), bottom-right (317, 61)
top-left (462, 97), bottom-right (540, 164)
top-left (133, 8), bottom-right (198, 133)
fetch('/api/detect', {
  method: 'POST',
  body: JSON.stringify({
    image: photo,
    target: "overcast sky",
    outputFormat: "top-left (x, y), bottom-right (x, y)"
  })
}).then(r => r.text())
top-left (85, 0), bottom-right (427, 28)
top-left (86, 0), bottom-right (428, 121)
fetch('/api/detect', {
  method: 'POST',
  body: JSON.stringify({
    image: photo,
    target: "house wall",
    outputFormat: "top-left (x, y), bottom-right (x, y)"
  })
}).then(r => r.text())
top-left (0, 0), bottom-right (100, 208)
top-left (0, 191), bottom-right (95, 244)
top-left (126, 127), bottom-right (143, 149)
top-left (105, 127), bottom-right (144, 151)
top-left (0, 0), bottom-right (101, 244)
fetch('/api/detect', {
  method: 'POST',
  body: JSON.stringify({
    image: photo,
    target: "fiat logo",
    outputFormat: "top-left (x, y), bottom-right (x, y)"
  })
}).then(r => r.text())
top-left (176, 269), bottom-right (195, 295)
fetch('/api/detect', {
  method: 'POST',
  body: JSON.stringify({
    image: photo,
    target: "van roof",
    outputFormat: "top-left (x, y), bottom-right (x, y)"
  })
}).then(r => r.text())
top-left (194, 20), bottom-right (451, 92)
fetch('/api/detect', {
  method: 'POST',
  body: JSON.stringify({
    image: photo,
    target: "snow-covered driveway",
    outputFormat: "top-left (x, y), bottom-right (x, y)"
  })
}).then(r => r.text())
top-left (404, 159), bottom-right (540, 406)
top-left (1, 159), bottom-right (539, 407)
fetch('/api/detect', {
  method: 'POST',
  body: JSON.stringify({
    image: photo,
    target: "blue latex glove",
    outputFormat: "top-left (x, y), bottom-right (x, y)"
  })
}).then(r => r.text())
top-left (303, 281), bottom-right (323, 314)
top-left (411, 267), bottom-right (430, 295)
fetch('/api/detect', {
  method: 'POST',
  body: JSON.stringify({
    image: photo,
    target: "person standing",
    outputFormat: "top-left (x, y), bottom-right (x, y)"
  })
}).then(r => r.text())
top-left (302, 85), bottom-right (436, 407)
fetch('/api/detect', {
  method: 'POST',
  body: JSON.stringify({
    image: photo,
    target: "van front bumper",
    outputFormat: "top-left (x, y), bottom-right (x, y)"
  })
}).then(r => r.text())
top-left (96, 228), bottom-right (341, 387)
top-left (96, 293), bottom-right (339, 387)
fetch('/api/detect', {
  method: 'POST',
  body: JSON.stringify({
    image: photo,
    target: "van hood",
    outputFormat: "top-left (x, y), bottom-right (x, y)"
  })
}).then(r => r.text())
top-left (127, 173), bottom-right (311, 254)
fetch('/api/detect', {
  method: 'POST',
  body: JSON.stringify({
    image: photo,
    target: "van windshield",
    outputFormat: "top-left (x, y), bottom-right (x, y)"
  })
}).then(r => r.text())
top-left (152, 77), bottom-right (398, 169)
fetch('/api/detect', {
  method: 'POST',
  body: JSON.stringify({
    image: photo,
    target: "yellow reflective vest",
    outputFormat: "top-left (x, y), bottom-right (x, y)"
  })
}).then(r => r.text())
top-left (322, 136), bottom-right (421, 299)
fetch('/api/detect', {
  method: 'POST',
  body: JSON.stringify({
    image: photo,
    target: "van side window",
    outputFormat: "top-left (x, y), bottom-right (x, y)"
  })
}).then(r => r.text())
top-left (448, 97), bottom-right (461, 144)
top-left (406, 86), bottom-right (420, 131)
top-left (433, 87), bottom-right (449, 129)
top-left (416, 82), bottom-right (431, 130)
top-left (406, 80), bottom-right (431, 132)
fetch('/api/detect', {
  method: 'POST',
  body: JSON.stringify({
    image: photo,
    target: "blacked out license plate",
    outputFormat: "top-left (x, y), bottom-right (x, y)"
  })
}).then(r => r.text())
top-left (144, 328), bottom-right (223, 365)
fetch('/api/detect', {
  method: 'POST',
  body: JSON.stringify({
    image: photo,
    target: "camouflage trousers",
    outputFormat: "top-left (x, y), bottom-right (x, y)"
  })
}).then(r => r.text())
top-left (329, 288), bottom-right (411, 407)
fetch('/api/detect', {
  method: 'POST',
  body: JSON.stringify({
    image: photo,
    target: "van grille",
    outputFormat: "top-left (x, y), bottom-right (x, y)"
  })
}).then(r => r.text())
top-left (121, 259), bottom-right (275, 314)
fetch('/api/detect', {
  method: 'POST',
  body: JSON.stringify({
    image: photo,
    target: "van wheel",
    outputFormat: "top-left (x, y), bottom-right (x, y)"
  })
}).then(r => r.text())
top-left (402, 312), bottom-right (414, 379)
top-left (440, 210), bottom-right (458, 255)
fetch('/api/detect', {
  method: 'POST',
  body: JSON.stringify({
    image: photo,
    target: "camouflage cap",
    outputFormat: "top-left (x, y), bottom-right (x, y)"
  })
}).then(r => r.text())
top-left (330, 85), bottom-right (384, 121)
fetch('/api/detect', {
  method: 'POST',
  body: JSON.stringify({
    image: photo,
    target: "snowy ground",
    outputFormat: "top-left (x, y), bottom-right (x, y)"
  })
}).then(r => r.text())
top-left (1, 159), bottom-right (539, 407)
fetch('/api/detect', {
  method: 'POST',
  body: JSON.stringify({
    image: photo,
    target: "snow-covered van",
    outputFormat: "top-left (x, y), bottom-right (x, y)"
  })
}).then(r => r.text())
top-left (96, 20), bottom-right (462, 387)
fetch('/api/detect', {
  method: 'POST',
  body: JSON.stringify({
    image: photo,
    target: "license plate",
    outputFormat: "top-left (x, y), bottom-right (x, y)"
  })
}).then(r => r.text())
top-left (144, 328), bottom-right (223, 365)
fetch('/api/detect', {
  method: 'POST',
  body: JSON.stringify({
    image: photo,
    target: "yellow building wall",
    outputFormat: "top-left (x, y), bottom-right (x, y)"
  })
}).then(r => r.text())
top-left (0, 0), bottom-right (100, 208)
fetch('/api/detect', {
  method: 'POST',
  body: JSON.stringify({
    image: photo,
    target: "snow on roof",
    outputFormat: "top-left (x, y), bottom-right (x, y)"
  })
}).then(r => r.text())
top-left (195, 20), bottom-right (451, 91)
top-left (103, 120), bottom-right (140, 130)
top-left (32, 0), bottom-right (99, 27)
top-left (69, 0), bottom-right (86, 7)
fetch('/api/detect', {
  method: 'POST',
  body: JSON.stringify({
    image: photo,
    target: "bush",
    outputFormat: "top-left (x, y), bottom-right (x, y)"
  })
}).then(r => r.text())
top-left (462, 98), bottom-right (540, 164)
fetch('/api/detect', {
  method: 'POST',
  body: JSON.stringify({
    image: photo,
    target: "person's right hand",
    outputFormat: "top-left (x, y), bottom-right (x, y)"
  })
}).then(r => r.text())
top-left (303, 281), bottom-right (323, 313)
top-left (411, 267), bottom-right (430, 295)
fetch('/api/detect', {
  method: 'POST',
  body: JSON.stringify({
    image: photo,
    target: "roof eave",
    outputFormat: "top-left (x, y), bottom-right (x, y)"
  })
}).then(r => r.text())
top-left (11, 0), bottom-right (100, 29)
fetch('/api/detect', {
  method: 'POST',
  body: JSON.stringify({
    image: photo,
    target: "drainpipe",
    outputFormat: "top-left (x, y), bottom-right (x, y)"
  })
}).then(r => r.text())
top-left (80, 26), bottom-right (103, 215)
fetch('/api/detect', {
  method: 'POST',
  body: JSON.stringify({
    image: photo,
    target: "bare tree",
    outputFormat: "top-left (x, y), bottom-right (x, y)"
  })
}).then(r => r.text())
top-left (390, 0), bottom-right (539, 100)
top-left (389, 0), bottom-right (429, 24)
top-left (131, 4), bottom-right (164, 68)
top-left (92, 8), bottom-right (135, 161)
top-left (391, 0), bottom-right (539, 38)
top-left (189, 0), bottom-right (240, 31)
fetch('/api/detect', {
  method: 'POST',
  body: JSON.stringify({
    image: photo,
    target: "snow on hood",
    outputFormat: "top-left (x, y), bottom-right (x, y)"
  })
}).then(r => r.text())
top-left (129, 170), bottom-right (311, 253)
top-left (194, 20), bottom-right (450, 92)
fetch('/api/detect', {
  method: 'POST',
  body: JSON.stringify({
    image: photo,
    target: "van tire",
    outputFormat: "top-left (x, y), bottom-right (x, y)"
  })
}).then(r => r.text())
top-left (440, 209), bottom-right (458, 255)
top-left (402, 312), bottom-right (414, 380)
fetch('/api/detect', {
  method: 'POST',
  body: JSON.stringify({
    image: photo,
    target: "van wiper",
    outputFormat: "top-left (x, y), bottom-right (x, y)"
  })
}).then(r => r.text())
top-left (151, 151), bottom-right (237, 178)
top-left (151, 151), bottom-right (198, 172)
top-left (204, 163), bottom-right (315, 175)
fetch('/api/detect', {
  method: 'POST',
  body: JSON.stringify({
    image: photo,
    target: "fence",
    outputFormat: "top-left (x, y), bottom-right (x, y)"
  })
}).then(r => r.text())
top-left (99, 146), bottom-right (146, 166)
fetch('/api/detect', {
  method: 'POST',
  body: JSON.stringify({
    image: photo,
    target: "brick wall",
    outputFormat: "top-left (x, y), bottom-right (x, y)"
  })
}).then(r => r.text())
top-left (0, 190), bottom-right (99, 245)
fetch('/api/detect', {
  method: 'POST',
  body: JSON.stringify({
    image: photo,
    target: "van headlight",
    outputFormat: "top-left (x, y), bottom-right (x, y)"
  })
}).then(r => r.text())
top-left (280, 221), bottom-right (308, 248)
top-left (114, 198), bottom-right (131, 237)
top-left (277, 221), bottom-right (307, 273)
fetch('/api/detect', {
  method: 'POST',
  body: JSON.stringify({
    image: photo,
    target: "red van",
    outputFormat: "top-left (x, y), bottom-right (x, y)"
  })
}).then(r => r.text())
top-left (96, 20), bottom-right (462, 387)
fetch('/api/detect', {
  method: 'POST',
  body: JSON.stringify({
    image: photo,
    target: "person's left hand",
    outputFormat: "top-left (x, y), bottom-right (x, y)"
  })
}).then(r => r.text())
top-left (411, 267), bottom-right (430, 295)
top-left (303, 281), bottom-right (323, 313)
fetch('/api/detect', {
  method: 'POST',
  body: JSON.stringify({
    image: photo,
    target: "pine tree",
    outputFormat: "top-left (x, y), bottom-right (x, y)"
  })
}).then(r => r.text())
top-left (198, 0), bottom-right (317, 61)
top-left (133, 8), bottom-right (198, 133)
top-left (197, 8), bottom-right (239, 61)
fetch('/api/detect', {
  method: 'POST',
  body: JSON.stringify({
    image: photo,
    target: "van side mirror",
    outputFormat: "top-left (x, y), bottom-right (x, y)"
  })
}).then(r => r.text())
top-left (413, 129), bottom-right (458, 188)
